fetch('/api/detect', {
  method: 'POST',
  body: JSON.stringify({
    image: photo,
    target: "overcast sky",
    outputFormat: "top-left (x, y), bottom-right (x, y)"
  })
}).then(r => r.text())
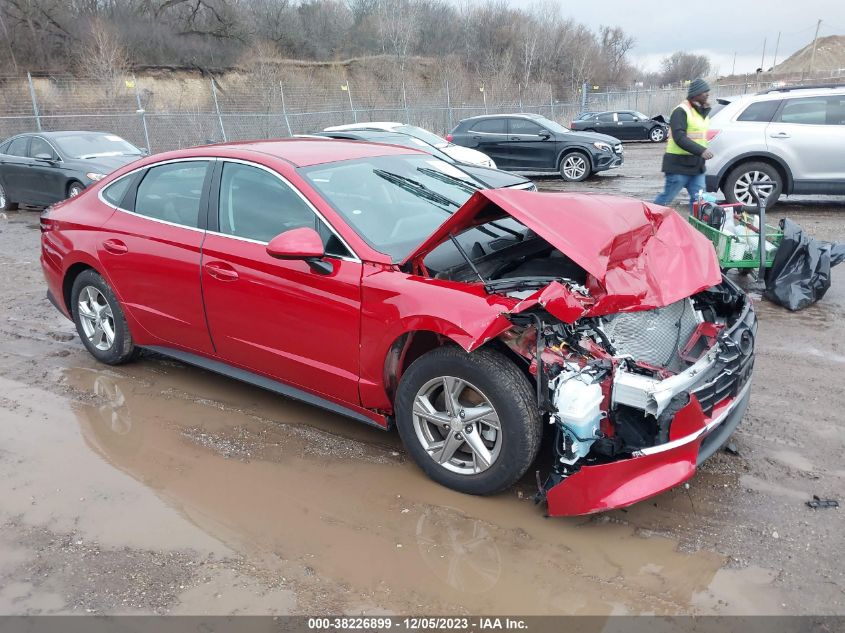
top-left (488, 0), bottom-right (845, 75)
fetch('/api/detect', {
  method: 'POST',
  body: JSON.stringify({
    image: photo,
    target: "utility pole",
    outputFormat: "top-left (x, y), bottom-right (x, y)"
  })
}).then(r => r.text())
top-left (808, 19), bottom-right (822, 76)
top-left (772, 31), bottom-right (781, 69)
top-left (731, 52), bottom-right (737, 76)
top-left (760, 38), bottom-right (767, 71)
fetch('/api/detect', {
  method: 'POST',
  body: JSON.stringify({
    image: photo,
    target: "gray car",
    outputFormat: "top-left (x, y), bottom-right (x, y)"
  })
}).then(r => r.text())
top-left (0, 131), bottom-right (144, 210)
top-left (705, 84), bottom-right (845, 207)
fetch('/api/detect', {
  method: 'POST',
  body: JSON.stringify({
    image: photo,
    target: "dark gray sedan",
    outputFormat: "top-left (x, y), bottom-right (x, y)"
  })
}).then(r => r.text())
top-left (0, 131), bottom-right (144, 210)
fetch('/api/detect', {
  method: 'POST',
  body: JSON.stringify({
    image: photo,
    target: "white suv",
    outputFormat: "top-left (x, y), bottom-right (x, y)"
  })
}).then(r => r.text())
top-left (705, 84), bottom-right (845, 207)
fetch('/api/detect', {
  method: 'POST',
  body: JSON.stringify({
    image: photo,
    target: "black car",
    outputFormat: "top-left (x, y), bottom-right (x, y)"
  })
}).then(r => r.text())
top-left (310, 129), bottom-right (536, 191)
top-left (0, 131), bottom-right (144, 210)
top-left (447, 113), bottom-right (623, 182)
top-left (570, 110), bottom-right (668, 142)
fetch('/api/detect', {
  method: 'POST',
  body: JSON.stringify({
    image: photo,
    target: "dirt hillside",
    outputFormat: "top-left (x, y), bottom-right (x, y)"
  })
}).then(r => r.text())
top-left (772, 34), bottom-right (845, 73)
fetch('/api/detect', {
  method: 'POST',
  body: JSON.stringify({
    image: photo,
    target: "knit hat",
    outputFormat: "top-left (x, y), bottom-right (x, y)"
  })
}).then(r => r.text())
top-left (687, 78), bottom-right (711, 99)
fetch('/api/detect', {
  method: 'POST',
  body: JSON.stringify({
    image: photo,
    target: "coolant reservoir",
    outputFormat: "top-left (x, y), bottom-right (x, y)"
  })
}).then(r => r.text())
top-left (554, 377), bottom-right (604, 460)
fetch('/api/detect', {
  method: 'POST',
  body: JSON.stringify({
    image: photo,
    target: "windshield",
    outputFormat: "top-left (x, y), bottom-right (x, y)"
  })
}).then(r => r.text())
top-left (301, 155), bottom-right (493, 261)
top-left (633, 111), bottom-right (650, 120)
top-left (394, 125), bottom-right (449, 148)
top-left (54, 133), bottom-right (141, 159)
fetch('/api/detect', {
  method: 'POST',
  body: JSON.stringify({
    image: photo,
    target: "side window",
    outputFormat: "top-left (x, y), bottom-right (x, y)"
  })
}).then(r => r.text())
top-left (509, 119), bottom-right (544, 135)
top-left (617, 113), bottom-right (636, 122)
top-left (7, 136), bottom-right (29, 157)
top-left (597, 113), bottom-right (614, 122)
top-left (737, 100), bottom-right (781, 122)
top-left (29, 137), bottom-right (57, 159)
top-left (102, 176), bottom-right (133, 207)
top-left (218, 162), bottom-right (316, 243)
top-left (470, 119), bottom-right (506, 134)
top-left (135, 161), bottom-right (208, 227)
top-left (777, 98), bottom-right (827, 125)
top-left (826, 97), bottom-right (845, 125)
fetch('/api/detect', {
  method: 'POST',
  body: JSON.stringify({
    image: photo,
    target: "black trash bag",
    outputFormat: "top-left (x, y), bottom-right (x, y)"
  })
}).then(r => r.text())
top-left (764, 218), bottom-right (845, 311)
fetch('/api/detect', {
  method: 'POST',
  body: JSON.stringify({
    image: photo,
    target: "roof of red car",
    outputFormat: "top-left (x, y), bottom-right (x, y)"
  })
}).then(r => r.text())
top-left (199, 138), bottom-right (421, 167)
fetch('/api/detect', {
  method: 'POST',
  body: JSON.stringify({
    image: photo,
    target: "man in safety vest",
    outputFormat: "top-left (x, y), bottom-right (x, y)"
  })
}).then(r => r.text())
top-left (654, 78), bottom-right (713, 212)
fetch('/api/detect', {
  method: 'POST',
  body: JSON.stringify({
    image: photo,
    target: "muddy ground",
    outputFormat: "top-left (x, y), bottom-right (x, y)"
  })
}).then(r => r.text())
top-left (0, 143), bottom-right (842, 616)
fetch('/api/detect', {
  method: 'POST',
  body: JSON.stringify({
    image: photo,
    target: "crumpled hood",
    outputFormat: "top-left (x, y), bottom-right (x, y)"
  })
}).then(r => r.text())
top-left (402, 189), bottom-right (722, 316)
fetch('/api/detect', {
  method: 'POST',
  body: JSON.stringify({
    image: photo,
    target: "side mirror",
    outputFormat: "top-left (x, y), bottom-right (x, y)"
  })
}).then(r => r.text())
top-left (139, 147), bottom-right (150, 156)
top-left (34, 153), bottom-right (56, 162)
top-left (266, 227), bottom-right (332, 274)
top-left (538, 131), bottom-right (551, 140)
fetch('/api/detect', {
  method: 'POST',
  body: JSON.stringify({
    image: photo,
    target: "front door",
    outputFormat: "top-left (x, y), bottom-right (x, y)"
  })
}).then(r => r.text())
top-left (99, 159), bottom-right (215, 354)
top-left (201, 160), bottom-right (363, 405)
top-left (26, 136), bottom-right (66, 204)
top-left (506, 118), bottom-right (557, 170)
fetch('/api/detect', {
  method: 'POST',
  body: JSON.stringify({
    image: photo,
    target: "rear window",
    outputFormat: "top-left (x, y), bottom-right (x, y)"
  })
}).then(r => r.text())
top-left (737, 100), bottom-right (781, 122)
top-left (102, 176), bottom-right (133, 207)
top-left (470, 119), bottom-right (506, 134)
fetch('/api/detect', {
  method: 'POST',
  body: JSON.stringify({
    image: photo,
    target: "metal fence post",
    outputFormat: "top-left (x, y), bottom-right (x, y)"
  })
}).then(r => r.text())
top-left (402, 80), bottom-right (410, 124)
top-left (133, 75), bottom-right (151, 152)
top-left (27, 71), bottom-right (41, 131)
top-left (581, 82), bottom-right (587, 112)
top-left (482, 84), bottom-right (488, 114)
top-left (279, 81), bottom-right (293, 136)
top-left (445, 78), bottom-right (453, 131)
top-left (344, 81), bottom-right (357, 123)
top-left (210, 78), bottom-right (227, 142)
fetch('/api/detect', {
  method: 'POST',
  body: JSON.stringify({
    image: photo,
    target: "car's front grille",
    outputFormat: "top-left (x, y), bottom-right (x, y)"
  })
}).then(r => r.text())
top-left (692, 329), bottom-right (755, 417)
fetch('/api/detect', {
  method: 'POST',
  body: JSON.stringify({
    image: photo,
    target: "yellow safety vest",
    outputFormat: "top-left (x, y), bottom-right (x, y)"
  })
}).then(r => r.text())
top-left (666, 101), bottom-right (709, 155)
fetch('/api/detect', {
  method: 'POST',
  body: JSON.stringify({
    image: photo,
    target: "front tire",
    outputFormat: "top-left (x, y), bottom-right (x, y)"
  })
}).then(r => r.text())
top-left (559, 151), bottom-right (591, 182)
top-left (723, 161), bottom-right (782, 209)
top-left (649, 126), bottom-right (666, 142)
top-left (67, 181), bottom-right (85, 199)
top-left (71, 270), bottom-right (136, 365)
top-left (395, 346), bottom-right (542, 495)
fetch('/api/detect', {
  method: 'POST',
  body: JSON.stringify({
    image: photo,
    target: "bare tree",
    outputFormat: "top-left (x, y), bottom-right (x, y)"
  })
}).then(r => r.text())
top-left (76, 17), bottom-right (129, 101)
top-left (660, 51), bottom-right (712, 86)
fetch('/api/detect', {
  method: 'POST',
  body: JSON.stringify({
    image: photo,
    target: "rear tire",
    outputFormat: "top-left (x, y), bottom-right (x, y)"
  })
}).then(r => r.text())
top-left (723, 161), bottom-right (782, 210)
top-left (559, 151), bottom-right (591, 182)
top-left (71, 270), bottom-right (137, 365)
top-left (395, 346), bottom-right (542, 496)
top-left (0, 182), bottom-right (18, 210)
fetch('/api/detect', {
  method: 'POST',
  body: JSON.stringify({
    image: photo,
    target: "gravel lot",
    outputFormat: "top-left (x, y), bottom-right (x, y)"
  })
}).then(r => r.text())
top-left (0, 143), bottom-right (842, 615)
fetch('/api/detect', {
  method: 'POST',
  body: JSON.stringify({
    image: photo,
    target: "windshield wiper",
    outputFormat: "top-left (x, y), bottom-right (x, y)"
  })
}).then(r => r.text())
top-left (416, 166), bottom-right (481, 194)
top-left (373, 169), bottom-right (459, 210)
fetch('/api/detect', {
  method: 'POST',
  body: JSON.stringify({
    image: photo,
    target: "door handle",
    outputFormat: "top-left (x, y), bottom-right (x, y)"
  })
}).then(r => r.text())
top-left (509, 136), bottom-right (521, 141)
top-left (103, 239), bottom-right (128, 255)
top-left (472, 135), bottom-right (482, 140)
top-left (204, 261), bottom-right (239, 281)
top-left (769, 132), bottom-right (790, 138)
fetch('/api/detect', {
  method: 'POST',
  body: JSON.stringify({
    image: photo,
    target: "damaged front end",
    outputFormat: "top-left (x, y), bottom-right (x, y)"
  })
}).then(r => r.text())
top-left (500, 278), bottom-right (755, 516)
top-left (403, 189), bottom-right (756, 515)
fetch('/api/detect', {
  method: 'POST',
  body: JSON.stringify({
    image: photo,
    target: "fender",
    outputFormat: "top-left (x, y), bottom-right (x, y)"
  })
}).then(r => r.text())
top-left (713, 151), bottom-right (795, 194)
top-left (555, 145), bottom-right (596, 171)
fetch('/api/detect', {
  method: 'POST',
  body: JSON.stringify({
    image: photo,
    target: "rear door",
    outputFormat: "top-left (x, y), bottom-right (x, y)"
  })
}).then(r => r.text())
top-left (0, 136), bottom-right (32, 203)
top-left (99, 159), bottom-right (215, 354)
top-left (506, 118), bottom-right (557, 170)
top-left (200, 160), bottom-right (363, 405)
top-left (767, 95), bottom-right (845, 187)
top-left (593, 112), bottom-right (617, 136)
top-left (465, 119), bottom-right (511, 167)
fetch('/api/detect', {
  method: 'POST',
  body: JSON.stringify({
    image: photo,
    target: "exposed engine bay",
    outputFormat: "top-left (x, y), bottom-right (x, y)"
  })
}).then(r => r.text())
top-left (428, 231), bottom-right (755, 497)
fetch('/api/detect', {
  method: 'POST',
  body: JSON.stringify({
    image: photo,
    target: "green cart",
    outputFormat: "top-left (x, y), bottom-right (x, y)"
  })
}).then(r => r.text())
top-left (687, 214), bottom-right (783, 271)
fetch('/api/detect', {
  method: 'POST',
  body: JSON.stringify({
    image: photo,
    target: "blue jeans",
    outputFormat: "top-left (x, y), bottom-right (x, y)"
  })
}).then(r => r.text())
top-left (654, 172), bottom-right (706, 213)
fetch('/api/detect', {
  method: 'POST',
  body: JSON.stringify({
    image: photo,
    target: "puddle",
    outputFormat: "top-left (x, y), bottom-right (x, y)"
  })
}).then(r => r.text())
top-left (0, 365), bottom-right (788, 615)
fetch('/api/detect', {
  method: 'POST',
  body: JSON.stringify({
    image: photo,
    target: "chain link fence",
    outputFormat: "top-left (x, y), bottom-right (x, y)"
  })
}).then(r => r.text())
top-left (1, 72), bottom-right (841, 153)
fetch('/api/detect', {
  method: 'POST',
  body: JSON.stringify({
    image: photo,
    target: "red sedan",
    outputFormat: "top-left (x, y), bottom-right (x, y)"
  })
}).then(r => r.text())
top-left (40, 139), bottom-right (756, 516)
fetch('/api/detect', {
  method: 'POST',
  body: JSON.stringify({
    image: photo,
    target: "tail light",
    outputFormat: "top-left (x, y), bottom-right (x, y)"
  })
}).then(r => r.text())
top-left (445, 133), bottom-right (453, 142)
top-left (707, 129), bottom-right (720, 141)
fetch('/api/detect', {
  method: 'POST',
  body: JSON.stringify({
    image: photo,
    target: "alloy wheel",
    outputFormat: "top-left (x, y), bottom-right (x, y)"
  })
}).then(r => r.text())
top-left (561, 154), bottom-right (588, 180)
top-left (411, 376), bottom-right (502, 475)
top-left (69, 183), bottom-right (84, 198)
top-left (77, 285), bottom-right (116, 351)
top-left (650, 127), bottom-right (665, 142)
top-left (733, 170), bottom-right (775, 206)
